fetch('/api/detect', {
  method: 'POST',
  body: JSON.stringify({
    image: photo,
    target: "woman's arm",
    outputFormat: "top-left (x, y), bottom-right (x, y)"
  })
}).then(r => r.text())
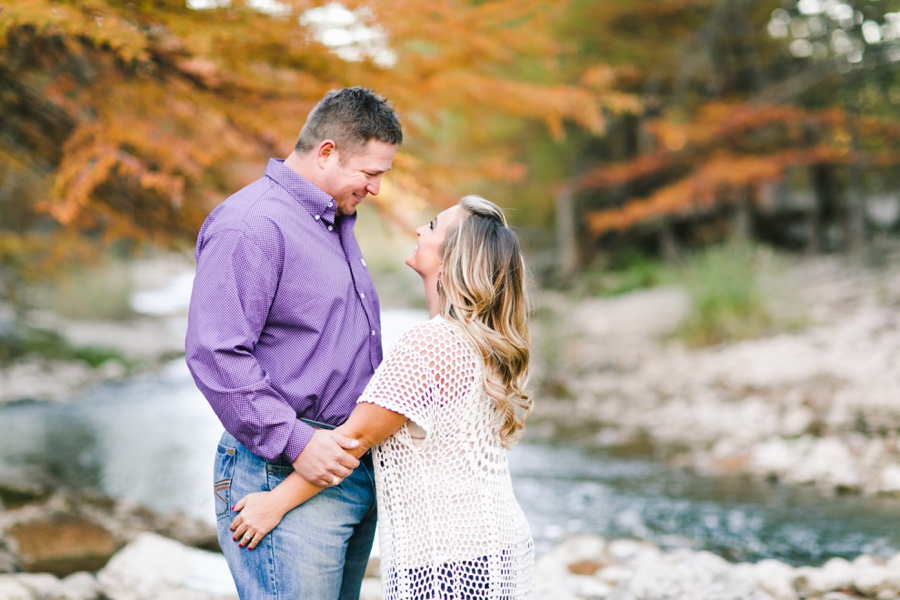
top-left (230, 402), bottom-right (408, 549)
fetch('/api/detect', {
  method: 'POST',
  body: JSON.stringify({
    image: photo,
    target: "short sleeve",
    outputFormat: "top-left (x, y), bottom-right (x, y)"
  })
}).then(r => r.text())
top-left (358, 323), bottom-right (436, 430)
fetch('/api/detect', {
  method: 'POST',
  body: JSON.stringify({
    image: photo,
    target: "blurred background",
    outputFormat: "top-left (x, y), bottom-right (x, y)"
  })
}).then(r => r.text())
top-left (2, 0), bottom-right (900, 596)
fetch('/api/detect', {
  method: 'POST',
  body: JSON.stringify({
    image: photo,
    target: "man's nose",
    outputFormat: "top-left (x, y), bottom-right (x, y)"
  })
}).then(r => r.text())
top-left (366, 177), bottom-right (382, 196)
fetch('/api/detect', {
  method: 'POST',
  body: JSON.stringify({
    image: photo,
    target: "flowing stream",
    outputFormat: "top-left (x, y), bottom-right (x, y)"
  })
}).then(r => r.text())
top-left (2, 308), bottom-right (900, 566)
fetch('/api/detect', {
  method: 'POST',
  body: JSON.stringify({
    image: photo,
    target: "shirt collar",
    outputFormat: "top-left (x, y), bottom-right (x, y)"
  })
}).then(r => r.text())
top-left (265, 158), bottom-right (338, 225)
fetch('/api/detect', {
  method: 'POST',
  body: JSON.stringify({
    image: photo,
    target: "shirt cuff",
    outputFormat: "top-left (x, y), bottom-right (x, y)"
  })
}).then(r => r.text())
top-left (283, 420), bottom-right (316, 464)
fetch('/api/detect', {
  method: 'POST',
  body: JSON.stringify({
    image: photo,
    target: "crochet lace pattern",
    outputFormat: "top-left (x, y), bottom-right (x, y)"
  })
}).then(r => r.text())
top-left (360, 316), bottom-right (535, 599)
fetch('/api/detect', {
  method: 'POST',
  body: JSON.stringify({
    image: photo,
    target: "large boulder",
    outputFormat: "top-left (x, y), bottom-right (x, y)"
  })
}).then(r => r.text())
top-left (9, 514), bottom-right (118, 576)
top-left (97, 532), bottom-right (236, 600)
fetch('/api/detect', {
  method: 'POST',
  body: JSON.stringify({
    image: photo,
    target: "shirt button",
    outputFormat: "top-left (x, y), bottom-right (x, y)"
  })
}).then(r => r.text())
top-left (314, 215), bottom-right (321, 221)
top-left (327, 225), bottom-right (333, 231)
top-left (371, 330), bottom-right (376, 336)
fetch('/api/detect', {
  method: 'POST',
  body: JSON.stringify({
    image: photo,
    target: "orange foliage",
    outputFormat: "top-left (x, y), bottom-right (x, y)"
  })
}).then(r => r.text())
top-left (1, 0), bottom-right (632, 255)
top-left (582, 101), bottom-right (900, 236)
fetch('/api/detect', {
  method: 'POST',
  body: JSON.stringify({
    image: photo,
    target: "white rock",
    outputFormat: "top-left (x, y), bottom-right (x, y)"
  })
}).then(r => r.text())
top-left (753, 559), bottom-right (796, 600)
top-left (98, 532), bottom-right (237, 600)
top-left (794, 558), bottom-right (855, 596)
top-left (888, 552), bottom-right (900, 571)
top-left (609, 551), bottom-right (774, 600)
top-left (749, 438), bottom-right (796, 477)
top-left (359, 577), bottom-right (382, 600)
top-left (9, 573), bottom-right (63, 599)
top-left (780, 405), bottom-right (814, 437)
top-left (596, 564), bottom-right (634, 586)
top-left (534, 552), bottom-right (571, 582)
top-left (572, 575), bottom-right (613, 598)
top-left (791, 437), bottom-right (859, 488)
top-left (817, 557), bottom-right (855, 592)
top-left (551, 535), bottom-right (607, 564)
top-left (57, 572), bottom-right (102, 600)
top-left (606, 539), bottom-right (659, 564)
top-left (0, 577), bottom-right (34, 600)
top-left (879, 464), bottom-right (900, 493)
top-left (854, 565), bottom-right (892, 596)
top-left (853, 554), bottom-right (884, 569)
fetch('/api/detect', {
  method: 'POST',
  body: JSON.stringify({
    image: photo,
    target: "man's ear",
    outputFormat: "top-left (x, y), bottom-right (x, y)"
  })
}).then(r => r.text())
top-left (315, 140), bottom-right (337, 167)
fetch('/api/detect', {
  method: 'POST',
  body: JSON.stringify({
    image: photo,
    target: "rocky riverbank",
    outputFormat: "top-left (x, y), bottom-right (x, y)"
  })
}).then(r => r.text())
top-left (4, 519), bottom-right (900, 600)
top-left (3, 251), bottom-right (900, 598)
top-left (532, 251), bottom-right (900, 497)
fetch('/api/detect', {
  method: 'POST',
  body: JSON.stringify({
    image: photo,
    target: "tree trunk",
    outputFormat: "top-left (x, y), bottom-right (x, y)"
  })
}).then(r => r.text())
top-left (555, 185), bottom-right (578, 277)
top-left (731, 186), bottom-right (754, 241)
top-left (844, 114), bottom-right (868, 255)
top-left (808, 163), bottom-right (839, 254)
top-left (658, 221), bottom-right (681, 262)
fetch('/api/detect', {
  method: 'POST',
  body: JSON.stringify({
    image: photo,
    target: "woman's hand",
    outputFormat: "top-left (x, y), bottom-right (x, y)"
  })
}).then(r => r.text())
top-left (229, 492), bottom-right (289, 550)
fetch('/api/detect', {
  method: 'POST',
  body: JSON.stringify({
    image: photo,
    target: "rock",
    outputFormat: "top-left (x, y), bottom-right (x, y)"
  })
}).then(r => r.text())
top-left (606, 538), bottom-right (659, 565)
top-left (854, 565), bottom-right (892, 597)
top-left (97, 533), bottom-right (237, 600)
top-left (359, 577), bottom-right (382, 600)
top-left (0, 576), bottom-right (33, 600)
top-left (10, 573), bottom-right (64, 598)
top-left (752, 559), bottom-right (796, 600)
top-left (58, 572), bottom-right (102, 600)
top-left (878, 464), bottom-right (900, 493)
top-left (9, 514), bottom-right (118, 576)
top-left (553, 535), bottom-right (608, 565)
top-left (569, 574), bottom-right (613, 598)
top-left (609, 551), bottom-right (774, 600)
top-left (793, 561), bottom-right (854, 597)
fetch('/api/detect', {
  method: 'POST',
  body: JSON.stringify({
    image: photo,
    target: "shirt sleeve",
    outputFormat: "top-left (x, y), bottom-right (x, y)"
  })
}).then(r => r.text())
top-left (358, 325), bottom-right (436, 431)
top-left (185, 228), bottom-right (313, 463)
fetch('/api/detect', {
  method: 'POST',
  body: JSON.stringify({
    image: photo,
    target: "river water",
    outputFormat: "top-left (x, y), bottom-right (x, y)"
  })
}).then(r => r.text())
top-left (2, 309), bottom-right (900, 566)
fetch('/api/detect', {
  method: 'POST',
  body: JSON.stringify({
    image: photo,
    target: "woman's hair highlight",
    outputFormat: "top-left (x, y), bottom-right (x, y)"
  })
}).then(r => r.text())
top-left (438, 195), bottom-right (532, 446)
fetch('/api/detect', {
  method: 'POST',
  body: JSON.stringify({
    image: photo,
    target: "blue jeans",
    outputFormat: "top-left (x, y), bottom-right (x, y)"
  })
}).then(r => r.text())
top-left (213, 431), bottom-right (377, 600)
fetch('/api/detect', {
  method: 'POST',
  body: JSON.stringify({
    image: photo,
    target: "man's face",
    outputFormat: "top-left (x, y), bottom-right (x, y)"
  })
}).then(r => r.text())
top-left (322, 139), bottom-right (396, 216)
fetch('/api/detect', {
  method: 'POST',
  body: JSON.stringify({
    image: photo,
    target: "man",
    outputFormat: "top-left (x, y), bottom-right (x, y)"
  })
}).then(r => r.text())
top-left (185, 87), bottom-right (402, 599)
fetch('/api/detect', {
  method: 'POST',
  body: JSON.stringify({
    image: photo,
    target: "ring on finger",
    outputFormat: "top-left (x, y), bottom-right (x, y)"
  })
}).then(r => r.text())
top-left (331, 475), bottom-right (341, 486)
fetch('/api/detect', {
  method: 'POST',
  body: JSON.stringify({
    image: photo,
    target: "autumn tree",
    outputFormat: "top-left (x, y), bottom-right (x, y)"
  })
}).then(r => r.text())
top-left (0, 0), bottom-right (629, 317)
top-left (564, 0), bottom-right (900, 262)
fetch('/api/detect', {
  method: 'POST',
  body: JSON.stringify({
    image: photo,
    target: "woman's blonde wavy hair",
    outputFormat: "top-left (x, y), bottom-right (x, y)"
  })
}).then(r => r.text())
top-left (438, 195), bottom-right (532, 447)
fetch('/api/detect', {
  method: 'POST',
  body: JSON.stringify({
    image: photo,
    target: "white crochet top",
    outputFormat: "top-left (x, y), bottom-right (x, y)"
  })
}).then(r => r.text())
top-left (359, 316), bottom-right (535, 599)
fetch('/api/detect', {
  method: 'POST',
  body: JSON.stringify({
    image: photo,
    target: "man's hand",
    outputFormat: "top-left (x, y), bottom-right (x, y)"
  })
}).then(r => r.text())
top-left (292, 429), bottom-right (360, 487)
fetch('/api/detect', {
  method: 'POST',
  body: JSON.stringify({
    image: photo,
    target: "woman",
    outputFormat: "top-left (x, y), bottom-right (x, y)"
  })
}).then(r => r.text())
top-left (229, 195), bottom-right (535, 599)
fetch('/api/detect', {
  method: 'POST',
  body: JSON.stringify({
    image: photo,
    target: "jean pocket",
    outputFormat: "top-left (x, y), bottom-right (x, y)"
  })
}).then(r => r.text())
top-left (213, 443), bottom-right (237, 520)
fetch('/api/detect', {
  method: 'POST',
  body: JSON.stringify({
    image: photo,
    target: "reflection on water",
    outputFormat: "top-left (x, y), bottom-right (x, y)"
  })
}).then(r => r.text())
top-left (2, 310), bottom-right (900, 565)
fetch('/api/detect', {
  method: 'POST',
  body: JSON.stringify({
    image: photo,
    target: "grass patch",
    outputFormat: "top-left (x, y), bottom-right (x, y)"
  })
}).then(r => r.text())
top-left (568, 251), bottom-right (671, 298)
top-left (0, 325), bottom-right (128, 368)
top-left (27, 258), bottom-right (136, 321)
top-left (672, 241), bottom-right (779, 347)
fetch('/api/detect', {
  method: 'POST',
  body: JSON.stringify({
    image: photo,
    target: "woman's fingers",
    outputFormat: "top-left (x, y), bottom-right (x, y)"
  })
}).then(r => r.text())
top-left (247, 532), bottom-right (261, 550)
top-left (229, 512), bottom-right (243, 533)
